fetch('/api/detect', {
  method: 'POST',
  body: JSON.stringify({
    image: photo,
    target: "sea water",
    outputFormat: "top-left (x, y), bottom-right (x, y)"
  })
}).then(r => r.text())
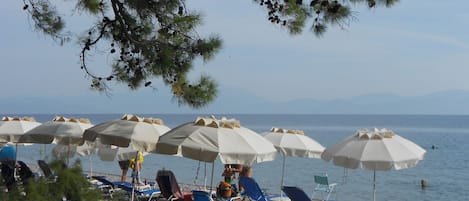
top-left (11, 114), bottom-right (469, 201)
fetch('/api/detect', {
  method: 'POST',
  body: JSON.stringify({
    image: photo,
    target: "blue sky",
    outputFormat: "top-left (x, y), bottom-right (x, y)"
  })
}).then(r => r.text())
top-left (1, 0), bottom-right (469, 113)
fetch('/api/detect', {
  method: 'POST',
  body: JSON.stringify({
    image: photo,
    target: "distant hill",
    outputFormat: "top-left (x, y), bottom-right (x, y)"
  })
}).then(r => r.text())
top-left (1, 89), bottom-right (469, 115)
top-left (275, 90), bottom-right (469, 114)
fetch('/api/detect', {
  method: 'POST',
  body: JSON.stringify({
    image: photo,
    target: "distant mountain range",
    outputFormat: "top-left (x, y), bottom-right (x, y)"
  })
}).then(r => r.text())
top-left (2, 89), bottom-right (469, 115)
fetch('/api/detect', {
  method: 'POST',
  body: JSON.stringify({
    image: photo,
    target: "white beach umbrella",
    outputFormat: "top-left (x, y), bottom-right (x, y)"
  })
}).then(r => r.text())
top-left (19, 116), bottom-right (93, 145)
top-left (155, 116), bottom-right (277, 190)
top-left (19, 116), bottom-right (93, 165)
top-left (321, 128), bottom-right (426, 201)
top-left (263, 127), bottom-right (325, 195)
top-left (0, 116), bottom-right (41, 163)
top-left (155, 116), bottom-right (277, 165)
top-left (83, 114), bottom-right (169, 201)
top-left (83, 114), bottom-right (169, 152)
top-left (0, 116), bottom-right (41, 143)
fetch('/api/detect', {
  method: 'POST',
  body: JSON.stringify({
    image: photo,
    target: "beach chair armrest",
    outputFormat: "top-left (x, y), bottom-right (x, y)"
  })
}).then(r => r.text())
top-left (228, 196), bottom-right (242, 201)
top-left (168, 194), bottom-right (180, 201)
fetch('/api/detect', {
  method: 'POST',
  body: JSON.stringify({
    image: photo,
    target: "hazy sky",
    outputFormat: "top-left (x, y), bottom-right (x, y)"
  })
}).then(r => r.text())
top-left (2, 0), bottom-right (469, 105)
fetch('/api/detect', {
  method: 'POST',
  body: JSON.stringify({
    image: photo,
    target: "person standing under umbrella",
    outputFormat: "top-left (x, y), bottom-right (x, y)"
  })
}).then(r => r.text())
top-left (130, 151), bottom-right (144, 184)
top-left (118, 159), bottom-right (130, 182)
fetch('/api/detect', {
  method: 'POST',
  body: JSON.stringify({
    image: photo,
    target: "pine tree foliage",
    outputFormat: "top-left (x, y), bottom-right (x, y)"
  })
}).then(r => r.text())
top-left (254, 0), bottom-right (399, 36)
top-left (21, 0), bottom-right (397, 108)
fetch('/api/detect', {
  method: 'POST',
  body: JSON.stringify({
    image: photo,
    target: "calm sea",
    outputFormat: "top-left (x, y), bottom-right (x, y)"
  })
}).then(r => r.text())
top-left (11, 114), bottom-right (469, 201)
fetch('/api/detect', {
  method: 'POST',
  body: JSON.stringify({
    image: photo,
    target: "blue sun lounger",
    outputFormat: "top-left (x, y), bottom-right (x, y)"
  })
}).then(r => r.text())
top-left (192, 190), bottom-right (214, 201)
top-left (239, 176), bottom-right (282, 201)
top-left (90, 175), bottom-right (128, 198)
top-left (91, 175), bottom-right (130, 187)
top-left (281, 186), bottom-right (311, 201)
top-left (117, 182), bottom-right (161, 201)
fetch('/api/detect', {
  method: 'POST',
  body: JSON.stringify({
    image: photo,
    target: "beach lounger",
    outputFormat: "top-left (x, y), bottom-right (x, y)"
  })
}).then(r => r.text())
top-left (91, 175), bottom-right (130, 187)
top-left (91, 175), bottom-right (160, 200)
top-left (282, 186), bottom-right (311, 201)
top-left (37, 160), bottom-right (53, 178)
top-left (117, 181), bottom-right (161, 201)
top-left (312, 175), bottom-right (337, 201)
top-left (192, 190), bottom-right (214, 201)
top-left (239, 176), bottom-right (281, 201)
top-left (37, 160), bottom-right (57, 182)
top-left (91, 175), bottom-right (126, 198)
top-left (92, 175), bottom-right (126, 185)
top-left (156, 169), bottom-right (192, 201)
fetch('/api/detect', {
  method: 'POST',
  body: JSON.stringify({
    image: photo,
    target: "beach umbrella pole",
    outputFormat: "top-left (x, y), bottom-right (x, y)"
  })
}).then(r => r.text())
top-left (15, 143), bottom-right (18, 161)
top-left (89, 155), bottom-right (93, 179)
top-left (204, 162), bottom-right (207, 190)
top-left (343, 168), bottom-right (348, 184)
top-left (67, 144), bottom-right (70, 166)
top-left (194, 161), bottom-right (200, 186)
top-left (373, 170), bottom-right (376, 201)
top-left (210, 162), bottom-right (214, 191)
top-left (131, 151), bottom-right (139, 201)
top-left (280, 155), bottom-right (286, 197)
top-left (14, 143), bottom-right (18, 178)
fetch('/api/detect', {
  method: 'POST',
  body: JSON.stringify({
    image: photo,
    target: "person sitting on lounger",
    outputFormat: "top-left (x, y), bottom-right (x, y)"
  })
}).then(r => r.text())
top-left (222, 164), bottom-right (243, 193)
